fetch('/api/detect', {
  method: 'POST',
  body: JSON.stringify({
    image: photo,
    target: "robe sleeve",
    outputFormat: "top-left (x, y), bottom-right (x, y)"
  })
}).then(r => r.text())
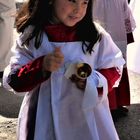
top-left (97, 67), bottom-right (120, 95)
top-left (7, 56), bottom-right (51, 92)
top-left (93, 29), bottom-right (125, 96)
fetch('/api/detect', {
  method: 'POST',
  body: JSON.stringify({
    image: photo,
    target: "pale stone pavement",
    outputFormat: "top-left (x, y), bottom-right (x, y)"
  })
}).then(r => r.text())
top-left (115, 71), bottom-right (140, 140)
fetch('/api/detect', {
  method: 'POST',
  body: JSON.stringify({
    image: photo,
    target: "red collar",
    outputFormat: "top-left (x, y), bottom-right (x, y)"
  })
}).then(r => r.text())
top-left (44, 23), bottom-right (78, 42)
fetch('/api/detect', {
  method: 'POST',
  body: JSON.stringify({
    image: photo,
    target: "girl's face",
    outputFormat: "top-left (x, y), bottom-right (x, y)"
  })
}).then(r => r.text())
top-left (51, 0), bottom-right (89, 26)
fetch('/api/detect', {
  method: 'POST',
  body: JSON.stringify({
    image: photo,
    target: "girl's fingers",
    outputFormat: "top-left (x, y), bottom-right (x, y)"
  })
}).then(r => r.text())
top-left (53, 47), bottom-right (64, 58)
top-left (47, 53), bottom-right (63, 64)
top-left (70, 74), bottom-right (86, 90)
top-left (43, 47), bottom-right (64, 72)
top-left (43, 53), bottom-right (63, 72)
top-left (76, 80), bottom-right (86, 90)
top-left (46, 63), bottom-right (62, 71)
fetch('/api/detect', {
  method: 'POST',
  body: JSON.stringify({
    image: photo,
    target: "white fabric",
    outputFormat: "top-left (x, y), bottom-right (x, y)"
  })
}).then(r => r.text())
top-left (92, 0), bottom-right (136, 57)
top-left (127, 0), bottom-right (140, 74)
top-left (0, 0), bottom-right (16, 71)
top-left (3, 25), bottom-right (125, 140)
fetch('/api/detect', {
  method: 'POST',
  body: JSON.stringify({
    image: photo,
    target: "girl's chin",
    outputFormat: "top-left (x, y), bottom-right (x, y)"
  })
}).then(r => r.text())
top-left (64, 21), bottom-right (78, 27)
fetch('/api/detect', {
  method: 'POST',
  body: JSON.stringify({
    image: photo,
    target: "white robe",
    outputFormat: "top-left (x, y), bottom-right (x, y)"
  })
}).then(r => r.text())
top-left (3, 25), bottom-right (125, 140)
top-left (127, 0), bottom-right (140, 73)
top-left (92, 0), bottom-right (136, 57)
top-left (0, 0), bottom-right (16, 71)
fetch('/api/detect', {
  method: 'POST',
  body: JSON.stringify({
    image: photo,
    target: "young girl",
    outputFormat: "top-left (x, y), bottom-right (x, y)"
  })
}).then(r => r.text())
top-left (92, 0), bottom-right (136, 120)
top-left (3, 0), bottom-right (125, 139)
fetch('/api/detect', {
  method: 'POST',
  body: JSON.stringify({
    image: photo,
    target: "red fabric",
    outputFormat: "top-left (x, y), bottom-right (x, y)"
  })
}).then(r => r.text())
top-left (108, 89), bottom-right (118, 110)
top-left (8, 56), bottom-right (51, 92)
top-left (97, 87), bottom-right (103, 95)
top-left (44, 24), bottom-right (78, 42)
top-left (9, 59), bottom-right (120, 95)
top-left (98, 68), bottom-right (120, 92)
top-left (108, 68), bottom-right (130, 110)
top-left (127, 32), bottom-right (134, 44)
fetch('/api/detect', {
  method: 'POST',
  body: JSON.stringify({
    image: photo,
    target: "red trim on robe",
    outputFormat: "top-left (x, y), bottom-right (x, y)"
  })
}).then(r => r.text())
top-left (8, 58), bottom-right (120, 94)
top-left (8, 56), bottom-right (51, 92)
top-left (108, 68), bottom-right (130, 110)
top-left (44, 24), bottom-right (78, 42)
top-left (98, 68), bottom-right (120, 94)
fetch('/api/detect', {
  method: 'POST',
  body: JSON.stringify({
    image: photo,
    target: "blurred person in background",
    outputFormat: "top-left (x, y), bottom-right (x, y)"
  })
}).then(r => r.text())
top-left (0, 0), bottom-right (16, 79)
top-left (92, 0), bottom-right (136, 121)
top-left (127, 0), bottom-right (140, 73)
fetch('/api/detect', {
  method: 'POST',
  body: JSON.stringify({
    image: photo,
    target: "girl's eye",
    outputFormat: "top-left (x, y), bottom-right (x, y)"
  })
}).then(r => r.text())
top-left (83, 0), bottom-right (88, 5)
top-left (68, 0), bottom-right (88, 4)
top-left (68, 0), bottom-right (76, 3)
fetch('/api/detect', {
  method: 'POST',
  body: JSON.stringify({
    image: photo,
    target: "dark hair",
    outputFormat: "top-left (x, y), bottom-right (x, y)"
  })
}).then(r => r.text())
top-left (16, 0), bottom-right (100, 54)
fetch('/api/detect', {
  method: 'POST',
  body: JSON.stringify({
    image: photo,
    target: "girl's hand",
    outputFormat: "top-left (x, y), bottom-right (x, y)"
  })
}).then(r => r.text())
top-left (43, 47), bottom-right (64, 72)
top-left (70, 74), bottom-right (86, 90)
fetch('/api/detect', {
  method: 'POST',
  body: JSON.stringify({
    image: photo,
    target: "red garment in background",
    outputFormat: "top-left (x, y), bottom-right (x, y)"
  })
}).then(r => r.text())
top-left (108, 68), bottom-right (130, 109)
top-left (108, 32), bottom-right (134, 110)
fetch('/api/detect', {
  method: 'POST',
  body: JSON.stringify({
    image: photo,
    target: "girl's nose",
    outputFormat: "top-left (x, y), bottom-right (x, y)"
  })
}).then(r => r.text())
top-left (73, 4), bottom-right (81, 14)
